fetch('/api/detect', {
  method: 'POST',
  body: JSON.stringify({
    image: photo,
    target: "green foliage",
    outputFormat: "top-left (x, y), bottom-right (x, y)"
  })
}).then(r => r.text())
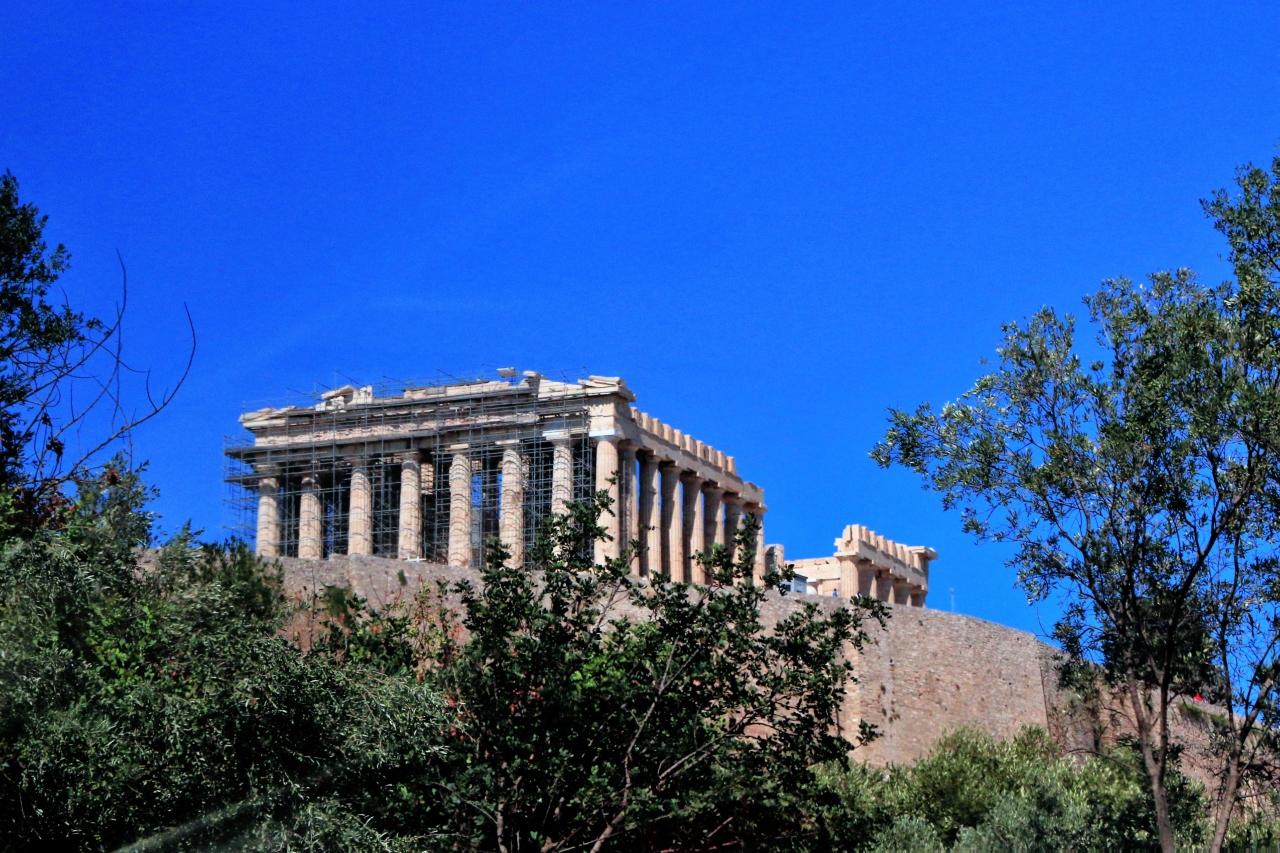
top-left (0, 171), bottom-right (96, 526)
top-left (228, 797), bottom-right (430, 852)
top-left (0, 458), bottom-right (889, 850)
top-left (815, 727), bottom-right (1208, 851)
top-left (309, 583), bottom-right (418, 677)
top-left (1, 452), bottom-right (1265, 852)
top-left (0, 466), bottom-right (445, 851)
top-left (1203, 156), bottom-right (1280, 277)
top-left (1224, 809), bottom-right (1280, 851)
top-left (867, 815), bottom-right (943, 852)
top-left (417, 490), bottom-right (885, 850)
top-left (872, 155), bottom-right (1280, 850)
top-left (0, 171), bottom-right (194, 539)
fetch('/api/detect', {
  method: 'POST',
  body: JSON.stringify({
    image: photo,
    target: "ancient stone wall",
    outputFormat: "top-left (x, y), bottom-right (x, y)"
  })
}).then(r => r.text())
top-left (273, 555), bottom-right (1220, 785)
top-left (842, 606), bottom-right (1053, 765)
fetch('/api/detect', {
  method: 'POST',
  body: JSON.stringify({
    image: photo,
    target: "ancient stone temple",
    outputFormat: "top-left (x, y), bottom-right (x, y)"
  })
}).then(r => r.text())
top-left (791, 525), bottom-right (934, 607)
top-left (225, 371), bottom-right (767, 582)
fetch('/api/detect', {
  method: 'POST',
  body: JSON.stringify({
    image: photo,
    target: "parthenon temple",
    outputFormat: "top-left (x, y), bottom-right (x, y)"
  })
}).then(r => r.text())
top-left (226, 371), bottom-right (767, 583)
top-left (225, 370), bottom-right (932, 605)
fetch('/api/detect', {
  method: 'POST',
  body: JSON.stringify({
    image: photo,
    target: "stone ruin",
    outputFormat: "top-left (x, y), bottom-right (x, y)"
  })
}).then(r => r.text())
top-left (226, 369), bottom-right (933, 606)
top-left (791, 525), bottom-right (934, 606)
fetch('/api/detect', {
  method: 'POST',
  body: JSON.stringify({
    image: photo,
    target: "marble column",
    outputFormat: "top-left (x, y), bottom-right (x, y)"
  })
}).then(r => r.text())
top-left (499, 441), bottom-right (525, 565)
top-left (839, 561), bottom-right (860, 598)
top-left (893, 580), bottom-right (913, 606)
top-left (620, 444), bottom-right (639, 574)
top-left (855, 559), bottom-right (877, 597)
top-left (255, 473), bottom-right (279, 558)
top-left (659, 462), bottom-right (684, 580)
top-left (764, 543), bottom-right (785, 575)
top-left (549, 434), bottom-right (574, 515)
top-left (397, 453), bottom-right (422, 560)
top-left (298, 472), bottom-right (323, 560)
top-left (594, 436), bottom-right (622, 564)
top-left (682, 474), bottom-right (706, 583)
top-left (347, 458), bottom-right (372, 556)
top-left (875, 570), bottom-right (894, 602)
top-left (447, 446), bottom-right (472, 567)
top-left (745, 502), bottom-right (766, 585)
top-left (722, 494), bottom-right (742, 558)
top-left (637, 451), bottom-right (660, 577)
top-left (703, 486), bottom-right (725, 551)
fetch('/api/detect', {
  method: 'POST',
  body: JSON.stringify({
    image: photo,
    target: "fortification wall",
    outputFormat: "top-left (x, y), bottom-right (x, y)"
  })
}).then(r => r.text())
top-left (843, 606), bottom-right (1053, 765)
top-left (273, 555), bottom-right (1218, 779)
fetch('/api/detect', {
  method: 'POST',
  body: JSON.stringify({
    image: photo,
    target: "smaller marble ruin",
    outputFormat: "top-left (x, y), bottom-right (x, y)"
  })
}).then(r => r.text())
top-left (791, 524), bottom-right (934, 607)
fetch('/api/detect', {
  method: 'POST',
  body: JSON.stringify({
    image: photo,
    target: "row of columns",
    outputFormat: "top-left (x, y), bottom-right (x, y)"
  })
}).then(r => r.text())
top-left (256, 437), bottom-right (578, 565)
top-left (833, 559), bottom-right (927, 607)
top-left (254, 434), bottom-right (765, 585)
top-left (592, 435), bottom-right (766, 585)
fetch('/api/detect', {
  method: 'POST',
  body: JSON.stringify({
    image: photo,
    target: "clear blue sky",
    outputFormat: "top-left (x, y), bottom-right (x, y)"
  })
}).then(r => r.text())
top-left (4, 2), bottom-right (1278, 637)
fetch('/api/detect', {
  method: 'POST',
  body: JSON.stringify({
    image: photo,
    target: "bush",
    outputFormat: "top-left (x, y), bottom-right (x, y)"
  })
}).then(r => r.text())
top-left (1, 465), bottom-right (1240, 851)
top-left (0, 467), bottom-right (445, 851)
top-left (410, 490), bottom-right (885, 850)
top-left (0, 466), bottom-right (885, 850)
top-left (814, 727), bottom-right (1208, 851)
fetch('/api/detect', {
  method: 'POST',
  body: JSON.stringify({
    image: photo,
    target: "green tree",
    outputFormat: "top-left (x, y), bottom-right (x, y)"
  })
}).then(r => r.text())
top-left (0, 171), bottom-right (192, 535)
top-left (0, 424), bottom-right (886, 848)
top-left (0, 466), bottom-right (447, 850)
top-left (1198, 156), bottom-right (1280, 849)
top-left (872, 157), bottom-right (1280, 852)
top-left (416, 491), bottom-right (884, 850)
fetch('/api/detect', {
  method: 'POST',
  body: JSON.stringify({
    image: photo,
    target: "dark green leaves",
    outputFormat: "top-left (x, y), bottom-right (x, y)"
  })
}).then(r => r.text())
top-left (422, 492), bottom-right (883, 850)
top-left (873, 156), bottom-right (1280, 851)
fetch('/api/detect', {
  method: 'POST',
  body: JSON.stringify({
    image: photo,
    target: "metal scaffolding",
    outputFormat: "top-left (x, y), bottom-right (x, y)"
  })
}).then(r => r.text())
top-left (224, 371), bottom-right (595, 565)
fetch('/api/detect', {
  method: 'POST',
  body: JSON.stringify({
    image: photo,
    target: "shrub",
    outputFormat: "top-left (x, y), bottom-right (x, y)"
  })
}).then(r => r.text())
top-left (0, 468), bottom-right (445, 851)
top-left (814, 726), bottom-right (1208, 851)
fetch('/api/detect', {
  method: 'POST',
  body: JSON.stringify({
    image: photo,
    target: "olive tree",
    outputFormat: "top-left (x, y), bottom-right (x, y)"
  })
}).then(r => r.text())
top-left (872, 158), bottom-right (1280, 852)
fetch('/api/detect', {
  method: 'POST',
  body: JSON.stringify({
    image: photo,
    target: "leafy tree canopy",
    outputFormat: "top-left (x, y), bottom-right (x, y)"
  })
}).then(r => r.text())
top-left (412, 496), bottom-right (884, 851)
top-left (873, 156), bottom-right (1280, 852)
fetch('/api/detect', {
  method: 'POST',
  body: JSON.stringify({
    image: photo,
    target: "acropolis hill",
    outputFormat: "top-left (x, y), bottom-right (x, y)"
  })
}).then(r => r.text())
top-left (225, 370), bottom-right (1218, 770)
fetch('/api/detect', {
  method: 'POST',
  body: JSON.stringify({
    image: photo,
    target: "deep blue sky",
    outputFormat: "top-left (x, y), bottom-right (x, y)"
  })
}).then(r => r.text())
top-left (4, 3), bottom-right (1278, 637)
